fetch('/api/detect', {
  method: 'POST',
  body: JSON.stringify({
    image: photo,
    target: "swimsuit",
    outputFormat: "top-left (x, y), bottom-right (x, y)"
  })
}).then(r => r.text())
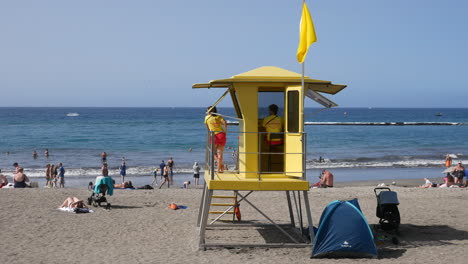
top-left (14, 178), bottom-right (27, 188)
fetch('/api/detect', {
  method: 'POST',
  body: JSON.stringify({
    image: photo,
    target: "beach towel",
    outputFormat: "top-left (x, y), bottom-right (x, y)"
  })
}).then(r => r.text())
top-left (58, 207), bottom-right (94, 214)
top-left (94, 177), bottom-right (114, 196)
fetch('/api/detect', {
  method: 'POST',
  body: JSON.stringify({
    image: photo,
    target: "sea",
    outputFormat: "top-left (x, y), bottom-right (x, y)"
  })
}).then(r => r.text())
top-left (1, 107), bottom-right (467, 188)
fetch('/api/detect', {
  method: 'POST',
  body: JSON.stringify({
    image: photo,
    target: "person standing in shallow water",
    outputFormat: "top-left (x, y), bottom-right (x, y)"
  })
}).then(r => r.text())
top-left (101, 163), bottom-right (109, 176)
top-left (101, 152), bottom-right (107, 164)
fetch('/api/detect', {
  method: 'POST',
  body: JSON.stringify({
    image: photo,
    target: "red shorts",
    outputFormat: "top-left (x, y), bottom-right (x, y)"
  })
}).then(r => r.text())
top-left (214, 132), bottom-right (226, 146)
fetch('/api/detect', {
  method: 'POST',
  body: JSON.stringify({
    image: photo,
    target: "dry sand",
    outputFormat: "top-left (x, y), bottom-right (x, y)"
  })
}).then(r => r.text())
top-left (1, 179), bottom-right (467, 264)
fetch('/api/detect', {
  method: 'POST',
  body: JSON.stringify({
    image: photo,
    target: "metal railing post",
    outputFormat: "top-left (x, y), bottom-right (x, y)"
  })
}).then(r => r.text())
top-left (211, 131), bottom-right (215, 180)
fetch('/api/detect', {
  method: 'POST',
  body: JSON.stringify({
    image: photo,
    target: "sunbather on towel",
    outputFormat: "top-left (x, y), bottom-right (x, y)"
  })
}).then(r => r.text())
top-left (60, 197), bottom-right (88, 209)
top-left (114, 181), bottom-right (134, 189)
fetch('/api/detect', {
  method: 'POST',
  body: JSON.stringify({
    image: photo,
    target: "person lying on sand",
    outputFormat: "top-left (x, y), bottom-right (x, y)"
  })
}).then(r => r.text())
top-left (114, 181), bottom-right (134, 189)
top-left (439, 173), bottom-right (455, 188)
top-left (419, 178), bottom-right (434, 188)
top-left (60, 197), bottom-right (88, 209)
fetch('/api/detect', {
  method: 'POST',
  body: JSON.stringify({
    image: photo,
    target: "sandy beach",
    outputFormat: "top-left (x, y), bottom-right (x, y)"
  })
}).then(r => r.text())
top-left (1, 178), bottom-right (467, 264)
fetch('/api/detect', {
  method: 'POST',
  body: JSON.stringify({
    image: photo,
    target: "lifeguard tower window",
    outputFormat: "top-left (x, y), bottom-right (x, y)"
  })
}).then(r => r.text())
top-left (258, 92), bottom-right (284, 119)
top-left (287, 91), bottom-right (299, 133)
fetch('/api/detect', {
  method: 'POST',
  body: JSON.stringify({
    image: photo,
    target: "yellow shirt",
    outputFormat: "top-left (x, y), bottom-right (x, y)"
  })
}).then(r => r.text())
top-left (204, 115), bottom-right (225, 134)
top-left (262, 115), bottom-right (283, 141)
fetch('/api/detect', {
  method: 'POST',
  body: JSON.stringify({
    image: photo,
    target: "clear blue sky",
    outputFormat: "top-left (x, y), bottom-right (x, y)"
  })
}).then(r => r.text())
top-left (1, 0), bottom-right (467, 108)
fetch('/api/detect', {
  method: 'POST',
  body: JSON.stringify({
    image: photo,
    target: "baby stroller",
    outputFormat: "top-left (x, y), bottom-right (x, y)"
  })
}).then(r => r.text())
top-left (88, 183), bottom-right (111, 209)
top-left (374, 187), bottom-right (400, 231)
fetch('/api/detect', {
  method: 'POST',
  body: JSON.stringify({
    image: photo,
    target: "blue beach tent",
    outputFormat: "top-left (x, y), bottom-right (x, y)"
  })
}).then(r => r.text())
top-left (312, 199), bottom-right (377, 258)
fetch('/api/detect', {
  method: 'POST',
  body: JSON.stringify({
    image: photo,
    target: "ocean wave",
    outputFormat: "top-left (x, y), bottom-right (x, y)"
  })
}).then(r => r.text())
top-left (306, 158), bottom-right (465, 169)
top-left (1, 157), bottom-right (465, 178)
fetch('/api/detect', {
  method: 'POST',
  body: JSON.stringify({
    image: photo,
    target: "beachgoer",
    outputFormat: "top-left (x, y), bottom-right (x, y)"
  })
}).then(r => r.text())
top-left (445, 154), bottom-right (452, 168)
top-left (204, 106), bottom-right (228, 173)
top-left (60, 197), bottom-right (87, 209)
top-left (88, 181), bottom-right (94, 190)
top-left (168, 157), bottom-right (175, 184)
top-left (151, 168), bottom-right (159, 186)
top-left (44, 149), bottom-right (49, 157)
top-left (0, 171), bottom-right (8, 188)
top-left (57, 163), bottom-right (65, 188)
top-left (439, 173), bottom-right (455, 188)
top-left (45, 164), bottom-right (51, 187)
top-left (193, 162), bottom-right (201, 186)
top-left (14, 168), bottom-right (30, 188)
top-left (419, 178), bottom-right (433, 188)
top-left (114, 181), bottom-right (134, 189)
top-left (320, 170), bottom-right (334, 188)
top-left (101, 152), bottom-right (107, 164)
top-left (159, 160), bottom-right (165, 181)
top-left (101, 163), bottom-right (109, 176)
top-left (32, 150), bottom-right (38, 159)
top-left (120, 161), bottom-right (127, 183)
top-left (13, 162), bottom-right (21, 174)
top-left (262, 104), bottom-right (284, 146)
top-left (51, 164), bottom-right (58, 187)
top-left (452, 162), bottom-right (465, 185)
top-left (159, 164), bottom-right (170, 189)
top-left (183, 181), bottom-right (190, 189)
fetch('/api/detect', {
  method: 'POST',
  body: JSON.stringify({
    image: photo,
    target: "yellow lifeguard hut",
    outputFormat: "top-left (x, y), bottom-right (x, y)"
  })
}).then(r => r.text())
top-left (194, 66), bottom-right (346, 249)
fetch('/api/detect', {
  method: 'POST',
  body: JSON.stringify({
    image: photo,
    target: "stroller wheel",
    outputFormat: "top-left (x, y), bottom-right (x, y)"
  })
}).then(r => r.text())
top-left (105, 203), bottom-right (111, 210)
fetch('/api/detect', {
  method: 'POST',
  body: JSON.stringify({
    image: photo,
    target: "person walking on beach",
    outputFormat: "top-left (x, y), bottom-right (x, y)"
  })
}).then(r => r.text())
top-left (151, 168), bottom-right (159, 186)
top-left (45, 164), bottom-right (51, 187)
top-left (168, 157), bottom-right (175, 184)
top-left (204, 106), bottom-right (228, 173)
top-left (159, 160), bottom-right (165, 182)
top-left (193, 162), bottom-right (201, 186)
top-left (57, 163), bottom-right (65, 188)
top-left (445, 154), bottom-right (452, 168)
top-left (50, 164), bottom-right (58, 187)
top-left (159, 164), bottom-right (170, 189)
top-left (119, 161), bottom-right (127, 183)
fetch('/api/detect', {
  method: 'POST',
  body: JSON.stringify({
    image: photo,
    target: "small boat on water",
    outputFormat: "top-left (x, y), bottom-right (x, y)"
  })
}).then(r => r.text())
top-left (66, 113), bottom-right (80, 117)
top-left (435, 113), bottom-right (443, 117)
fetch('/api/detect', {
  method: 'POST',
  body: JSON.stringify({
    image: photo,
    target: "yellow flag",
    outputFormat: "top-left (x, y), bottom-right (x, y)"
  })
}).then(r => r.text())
top-left (296, 2), bottom-right (317, 63)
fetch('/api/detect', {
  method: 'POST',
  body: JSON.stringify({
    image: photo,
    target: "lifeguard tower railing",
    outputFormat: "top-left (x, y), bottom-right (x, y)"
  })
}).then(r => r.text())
top-left (205, 131), bottom-right (307, 180)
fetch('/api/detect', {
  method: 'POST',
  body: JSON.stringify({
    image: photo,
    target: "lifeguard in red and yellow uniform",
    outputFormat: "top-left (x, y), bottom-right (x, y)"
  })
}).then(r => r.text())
top-left (204, 106), bottom-right (228, 173)
top-left (262, 104), bottom-right (284, 145)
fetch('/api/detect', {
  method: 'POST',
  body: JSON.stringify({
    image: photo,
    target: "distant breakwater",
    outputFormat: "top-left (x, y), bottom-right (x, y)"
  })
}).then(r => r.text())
top-left (227, 121), bottom-right (468, 126)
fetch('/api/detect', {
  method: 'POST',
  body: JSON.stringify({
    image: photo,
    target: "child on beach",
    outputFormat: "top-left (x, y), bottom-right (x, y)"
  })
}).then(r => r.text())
top-left (151, 168), bottom-right (159, 186)
top-left (120, 161), bottom-right (127, 183)
top-left (183, 181), bottom-right (190, 189)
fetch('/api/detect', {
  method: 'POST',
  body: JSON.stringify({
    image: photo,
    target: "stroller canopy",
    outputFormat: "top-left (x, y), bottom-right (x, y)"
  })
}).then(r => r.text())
top-left (312, 199), bottom-right (377, 258)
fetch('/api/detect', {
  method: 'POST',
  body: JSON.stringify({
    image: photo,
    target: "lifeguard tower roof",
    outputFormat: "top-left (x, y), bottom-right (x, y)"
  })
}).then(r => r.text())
top-left (193, 66), bottom-right (346, 94)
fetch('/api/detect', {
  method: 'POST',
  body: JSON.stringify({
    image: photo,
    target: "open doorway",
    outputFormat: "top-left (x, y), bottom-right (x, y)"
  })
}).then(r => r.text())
top-left (258, 91), bottom-right (284, 173)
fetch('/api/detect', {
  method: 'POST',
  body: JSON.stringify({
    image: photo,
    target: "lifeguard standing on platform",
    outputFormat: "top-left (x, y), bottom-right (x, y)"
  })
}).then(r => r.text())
top-left (204, 106), bottom-right (228, 173)
top-left (262, 104), bottom-right (284, 145)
